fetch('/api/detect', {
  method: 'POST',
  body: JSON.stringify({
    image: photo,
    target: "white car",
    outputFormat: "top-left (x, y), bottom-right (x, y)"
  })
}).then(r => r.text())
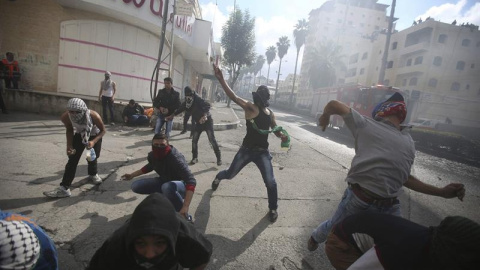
top-left (408, 118), bottom-right (440, 130)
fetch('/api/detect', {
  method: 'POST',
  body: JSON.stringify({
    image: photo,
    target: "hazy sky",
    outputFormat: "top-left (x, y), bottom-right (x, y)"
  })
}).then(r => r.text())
top-left (199, 0), bottom-right (480, 80)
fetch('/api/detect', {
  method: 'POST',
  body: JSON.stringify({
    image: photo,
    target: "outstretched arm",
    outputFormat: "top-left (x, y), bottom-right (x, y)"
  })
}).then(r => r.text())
top-left (318, 100), bottom-right (351, 131)
top-left (403, 175), bottom-right (465, 201)
top-left (212, 64), bottom-right (254, 112)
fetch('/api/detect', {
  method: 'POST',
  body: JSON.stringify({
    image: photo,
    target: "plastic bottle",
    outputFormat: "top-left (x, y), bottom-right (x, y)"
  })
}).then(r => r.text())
top-left (86, 148), bottom-right (96, 161)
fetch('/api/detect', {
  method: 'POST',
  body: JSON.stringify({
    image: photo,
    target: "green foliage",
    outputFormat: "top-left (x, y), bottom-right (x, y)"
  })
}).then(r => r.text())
top-left (276, 36), bottom-right (290, 60)
top-left (308, 40), bottom-right (345, 89)
top-left (265, 46), bottom-right (276, 65)
top-left (291, 19), bottom-right (308, 104)
top-left (220, 7), bottom-right (256, 88)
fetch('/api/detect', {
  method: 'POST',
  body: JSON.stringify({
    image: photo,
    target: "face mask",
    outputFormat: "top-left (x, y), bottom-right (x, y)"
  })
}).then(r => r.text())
top-left (68, 111), bottom-right (86, 123)
top-left (252, 92), bottom-right (270, 108)
top-left (152, 145), bottom-right (171, 160)
top-left (134, 252), bottom-right (167, 269)
top-left (185, 96), bottom-right (194, 109)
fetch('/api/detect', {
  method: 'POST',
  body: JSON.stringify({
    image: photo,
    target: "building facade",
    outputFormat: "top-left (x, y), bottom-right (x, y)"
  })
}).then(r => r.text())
top-left (0, 0), bottom-right (217, 103)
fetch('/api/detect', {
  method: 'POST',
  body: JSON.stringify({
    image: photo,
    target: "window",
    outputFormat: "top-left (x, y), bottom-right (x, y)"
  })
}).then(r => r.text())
top-left (362, 52), bottom-right (368, 60)
top-left (433, 56), bottom-right (442, 66)
top-left (379, 50), bottom-right (382, 55)
top-left (462, 39), bottom-right (471, 47)
top-left (466, 84), bottom-right (470, 90)
top-left (409, 77), bottom-right (418, 86)
top-left (471, 63), bottom-right (475, 69)
top-left (414, 56), bottom-right (423, 65)
top-left (392, 42), bottom-right (397, 50)
top-left (360, 68), bottom-right (365, 75)
top-left (428, 78), bottom-right (438, 87)
top-left (349, 53), bottom-right (359, 64)
top-left (438, 34), bottom-right (447, 43)
top-left (451, 82), bottom-right (460, 91)
top-left (456, 61), bottom-right (465, 70)
top-left (387, 61), bottom-right (394, 68)
top-left (406, 59), bottom-right (412, 66)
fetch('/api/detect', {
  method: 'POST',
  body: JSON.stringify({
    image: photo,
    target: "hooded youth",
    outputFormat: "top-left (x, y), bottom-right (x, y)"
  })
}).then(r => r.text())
top-left (87, 193), bottom-right (212, 270)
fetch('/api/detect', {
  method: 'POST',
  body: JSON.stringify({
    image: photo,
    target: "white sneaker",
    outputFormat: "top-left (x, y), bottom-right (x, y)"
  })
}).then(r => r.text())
top-left (89, 174), bottom-right (102, 185)
top-left (43, 186), bottom-right (71, 198)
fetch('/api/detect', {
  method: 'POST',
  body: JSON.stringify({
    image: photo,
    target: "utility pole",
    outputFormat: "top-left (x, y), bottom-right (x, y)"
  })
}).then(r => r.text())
top-left (152, 0), bottom-right (170, 100)
top-left (168, 0), bottom-right (176, 79)
top-left (378, 0), bottom-right (396, 85)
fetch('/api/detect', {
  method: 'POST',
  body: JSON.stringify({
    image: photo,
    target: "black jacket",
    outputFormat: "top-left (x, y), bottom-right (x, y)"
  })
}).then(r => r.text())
top-left (174, 94), bottom-right (211, 124)
top-left (122, 103), bottom-right (145, 118)
top-left (142, 146), bottom-right (196, 187)
top-left (87, 194), bottom-right (212, 270)
top-left (153, 88), bottom-right (180, 117)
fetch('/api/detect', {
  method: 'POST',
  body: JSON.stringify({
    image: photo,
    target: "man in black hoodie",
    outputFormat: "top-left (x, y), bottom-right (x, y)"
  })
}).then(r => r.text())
top-left (173, 86), bottom-right (221, 166)
top-left (121, 133), bottom-right (196, 219)
top-left (87, 193), bottom-right (212, 270)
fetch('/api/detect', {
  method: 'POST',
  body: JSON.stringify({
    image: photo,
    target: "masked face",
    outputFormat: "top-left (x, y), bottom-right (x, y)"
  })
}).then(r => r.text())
top-left (185, 95), bottom-right (194, 109)
top-left (252, 92), bottom-right (270, 108)
top-left (152, 139), bottom-right (171, 159)
top-left (134, 235), bottom-right (169, 268)
top-left (68, 110), bottom-right (86, 123)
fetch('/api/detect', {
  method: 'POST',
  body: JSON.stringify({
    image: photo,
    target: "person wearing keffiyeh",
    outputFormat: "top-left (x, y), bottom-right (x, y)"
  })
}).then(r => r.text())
top-left (43, 98), bottom-right (106, 198)
top-left (307, 92), bottom-right (466, 255)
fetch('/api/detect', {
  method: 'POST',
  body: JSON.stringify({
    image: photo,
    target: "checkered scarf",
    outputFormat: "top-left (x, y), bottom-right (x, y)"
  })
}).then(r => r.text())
top-left (67, 98), bottom-right (93, 145)
top-left (0, 220), bottom-right (40, 270)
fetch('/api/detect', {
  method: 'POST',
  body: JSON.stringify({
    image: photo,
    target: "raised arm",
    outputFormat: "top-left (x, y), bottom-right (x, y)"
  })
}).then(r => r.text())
top-left (318, 100), bottom-right (351, 131)
top-left (213, 64), bottom-right (254, 112)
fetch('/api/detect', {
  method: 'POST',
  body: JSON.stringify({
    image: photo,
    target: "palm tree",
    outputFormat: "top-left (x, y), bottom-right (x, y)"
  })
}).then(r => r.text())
top-left (253, 55), bottom-right (266, 85)
top-left (308, 40), bottom-right (345, 89)
top-left (275, 36), bottom-right (290, 103)
top-left (291, 19), bottom-right (308, 105)
top-left (265, 46), bottom-right (276, 86)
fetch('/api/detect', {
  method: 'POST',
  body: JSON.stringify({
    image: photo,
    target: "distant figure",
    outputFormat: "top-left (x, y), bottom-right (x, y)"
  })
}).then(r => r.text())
top-left (43, 98), bottom-right (106, 198)
top-left (307, 92), bottom-right (466, 252)
top-left (412, 20), bottom-right (417, 26)
top-left (452, 19), bottom-right (457, 25)
top-left (153, 77), bottom-right (180, 138)
top-left (212, 64), bottom-right (289, 222)
top-left (87, 193), bottom-right (212, 270)
top-left (418, 18), bottom-right (423, 23)
top-left (0, 210), bottom-right (58, 270)
top-left (1, 52), bottom-right (20, 89)
top-left (122, 99), bottom-right (149, 126)
top-left (445, 117), bottom-right (452, 124)
top-left (121, 133), bottom-right (197, 219)
top-left (325, 212), bottom-right (480, 270)
top-left (173, 86), bottom-right (222, 166)
top-left (98, 71), bottom-right (117, 125)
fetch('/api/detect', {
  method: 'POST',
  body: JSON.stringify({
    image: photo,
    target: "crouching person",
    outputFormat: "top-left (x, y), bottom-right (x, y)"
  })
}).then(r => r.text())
top-left (87, 193), bottom-right (212, 270)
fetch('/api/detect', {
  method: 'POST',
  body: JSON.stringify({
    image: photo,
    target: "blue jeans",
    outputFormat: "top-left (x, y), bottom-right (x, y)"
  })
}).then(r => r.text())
top-left (131, 178), bottom-right (186, 212)
top-left (312, 187), bottom-right (401, 244)
top-left (155, 115), bottom-right (173, 137)
top-left (127, 114), bottom-right (149, 125)
top-left (216, 146), bottom-right (277, 210)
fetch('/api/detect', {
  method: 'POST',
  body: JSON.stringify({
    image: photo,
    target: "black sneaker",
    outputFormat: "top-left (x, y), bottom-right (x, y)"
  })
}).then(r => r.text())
top-left (268, 209), bottom-right (278, 222)
top-left (180, 130), bottom-right (187, 134)
top-left (211, 177), bottom-right (221, 191)
top-left (190, 158), bottom-right (198, 165)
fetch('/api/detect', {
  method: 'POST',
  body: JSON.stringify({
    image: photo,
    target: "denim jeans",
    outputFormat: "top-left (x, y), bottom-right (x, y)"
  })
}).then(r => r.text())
top-left (131, 178), bottom-right (186, 212)
top-left (61, 134), bottom-right (102, 188)
top-left (101, 96), bottom-right (114, 123)
top-left (216, 146), bottom-right (277, 210)
top-left (127, 114), bottom-right (149, 125)
top-left (192, 117), bottom-right (220, 160)
top-left (312, 187), bottom-right (401, 244)
top-left (155, 115), bottom-right (173, 137)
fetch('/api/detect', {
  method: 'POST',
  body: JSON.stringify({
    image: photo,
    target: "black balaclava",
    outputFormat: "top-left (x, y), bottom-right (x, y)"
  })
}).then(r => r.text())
top-left (252, 85), bottom-right (270, 108)
top-left (184, 86), bottom-right (195, 109)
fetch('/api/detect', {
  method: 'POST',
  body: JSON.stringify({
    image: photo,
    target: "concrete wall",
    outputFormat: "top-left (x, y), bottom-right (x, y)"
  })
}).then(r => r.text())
top-left (2, 89), bottom-right (134, 122)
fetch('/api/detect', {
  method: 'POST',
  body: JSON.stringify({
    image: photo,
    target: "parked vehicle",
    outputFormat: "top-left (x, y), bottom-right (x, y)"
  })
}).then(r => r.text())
top-left (408, 118), bottom-right (441, 130)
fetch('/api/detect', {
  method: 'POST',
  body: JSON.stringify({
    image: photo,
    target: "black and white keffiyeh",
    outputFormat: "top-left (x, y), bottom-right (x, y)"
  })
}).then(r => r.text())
top-left (0, 220), bottom-right (40, 270)
top-left (67, 98), bottom-right (93, 146)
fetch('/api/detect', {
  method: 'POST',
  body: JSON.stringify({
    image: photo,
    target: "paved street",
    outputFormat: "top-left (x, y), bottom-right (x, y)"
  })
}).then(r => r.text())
top-left (0, 102), bottom-right (478, 270)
